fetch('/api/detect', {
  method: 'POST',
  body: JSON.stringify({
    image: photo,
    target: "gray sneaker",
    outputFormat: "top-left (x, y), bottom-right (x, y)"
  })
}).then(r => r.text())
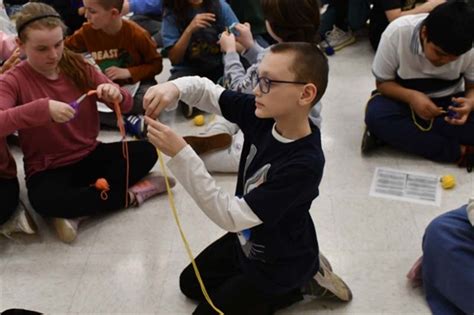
top-left (0, 202), bottom-right (37, 238)
top-left (324, 26), bottom-right (356, 51)
top-left (52, 218), bottom-right (79, 243)
top-left (303, 256), bottom-right (352, 302)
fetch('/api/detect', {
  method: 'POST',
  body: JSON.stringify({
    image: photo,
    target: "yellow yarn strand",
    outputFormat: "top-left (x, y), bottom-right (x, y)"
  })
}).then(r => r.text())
top-left (410, 108), bottom-right (433, 132)
top-left (156, 149), bottom-right (224, 315)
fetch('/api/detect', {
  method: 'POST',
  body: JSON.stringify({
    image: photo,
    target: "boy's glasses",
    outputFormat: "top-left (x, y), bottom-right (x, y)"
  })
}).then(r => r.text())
top-left (256, 76), bottom-right (307, 94)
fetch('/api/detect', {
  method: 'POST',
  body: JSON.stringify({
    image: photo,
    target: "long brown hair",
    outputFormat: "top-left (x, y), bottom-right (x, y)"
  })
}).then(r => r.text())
top-left (15, 2), bottom-right (95, 92)
top-left (261, 0), bottom-right (321, 43)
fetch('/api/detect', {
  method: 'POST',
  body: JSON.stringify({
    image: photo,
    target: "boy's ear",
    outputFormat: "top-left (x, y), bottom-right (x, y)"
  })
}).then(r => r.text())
top-left (299, 83), bottom-right (318, 107)
top-left (111, 8), bottom-right (121, 17)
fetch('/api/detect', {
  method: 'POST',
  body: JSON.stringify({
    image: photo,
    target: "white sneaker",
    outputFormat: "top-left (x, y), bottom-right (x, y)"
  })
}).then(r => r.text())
top-left (324, 26), bottom-right (356, 51)
top-left (51, 218), bottom-right (79, 243)
top-left (0, 202), bottom-right (37, 238)
top-left (201, 131), bottom-right (243, 173)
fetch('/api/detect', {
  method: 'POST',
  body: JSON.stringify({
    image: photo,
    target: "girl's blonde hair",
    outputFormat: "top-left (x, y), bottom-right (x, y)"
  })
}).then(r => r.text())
top-left (15, 2), bottom-right (95, 92)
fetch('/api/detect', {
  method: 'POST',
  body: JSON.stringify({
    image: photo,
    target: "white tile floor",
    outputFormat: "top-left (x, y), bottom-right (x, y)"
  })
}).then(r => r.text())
top-left (1, 38), bottom-right (472, 314)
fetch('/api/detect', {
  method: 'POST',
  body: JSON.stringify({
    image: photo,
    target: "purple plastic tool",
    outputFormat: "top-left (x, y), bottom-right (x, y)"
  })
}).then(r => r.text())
top-left (70, 93), bottom-right (88, 110)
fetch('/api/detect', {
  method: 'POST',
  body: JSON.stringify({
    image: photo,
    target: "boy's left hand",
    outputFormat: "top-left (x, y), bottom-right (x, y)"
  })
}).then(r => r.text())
top-left (445, 97), bottom-right (474, 125)
top-left (145, 116), bottom-right (187, 157)
top-left (104, 66), bottom-right (131, 81)
top-left (96, 83), bottom-right (123, 104)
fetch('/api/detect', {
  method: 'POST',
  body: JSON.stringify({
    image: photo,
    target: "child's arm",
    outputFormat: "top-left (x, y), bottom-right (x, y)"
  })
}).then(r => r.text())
top-left (0, 78), bottom-right (73, 136)
top-left (164, 12), bottom-right (216, 65)
top-left (146, 117), bottom-right (263, 232)
top-left (64, 28), bottom-right (88, 53)
top-left (144, 77), bottom-right (225, 118)
top-left (384, 0), bottom-right (445, 22)
top-left (124, 29), bottom-right (163, 83)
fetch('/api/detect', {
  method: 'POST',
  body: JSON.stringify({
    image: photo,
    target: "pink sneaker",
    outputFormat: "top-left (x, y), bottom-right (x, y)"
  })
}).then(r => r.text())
top-left (129, 175), bottom-right (176, 206)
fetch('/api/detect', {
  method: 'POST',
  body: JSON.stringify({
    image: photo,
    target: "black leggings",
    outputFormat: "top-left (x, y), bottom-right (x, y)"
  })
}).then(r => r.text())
top-left (26, 141), bottom-right (157, 218)
top-left (0, 177), bottom-right (19, 225)
top-left (179, 233), bottom-right (303, 315)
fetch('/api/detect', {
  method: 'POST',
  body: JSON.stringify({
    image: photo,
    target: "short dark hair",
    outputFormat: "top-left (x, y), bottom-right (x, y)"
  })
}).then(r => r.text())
top-left (261, 0), bottom-right (321, 43)
top-left (96, 0), bottom-right (124, 12)
top-left (270, 42), bottom-right (329, 105)
top-left (424, 0), bottom-right (474, 56)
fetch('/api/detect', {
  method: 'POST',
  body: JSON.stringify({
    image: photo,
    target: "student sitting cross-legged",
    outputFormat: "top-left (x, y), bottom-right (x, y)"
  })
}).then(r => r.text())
top-left (144, 42), bottom-right (352, 314)
top-left (362, 1), bottom-right (474, 171)
top-left (0, 3), bottom-right (173, 243)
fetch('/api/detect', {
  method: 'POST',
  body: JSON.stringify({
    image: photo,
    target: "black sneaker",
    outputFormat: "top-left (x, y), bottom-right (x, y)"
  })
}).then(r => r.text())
top-left (458, 145), bottom-right (474, 173)
top-left (361, 126), bottom-right (382, 154)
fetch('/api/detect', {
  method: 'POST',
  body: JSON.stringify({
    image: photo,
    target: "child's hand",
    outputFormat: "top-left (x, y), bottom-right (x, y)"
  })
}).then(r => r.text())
top-left (48, 100), bottom-right (76, 123)
top-left (234, 22), bottom-right (254, 50)
top-left (0, 48), bottom-right (20, 74)
top-left (186, 13), bottom-right (216, 34)
top-left (96, 83), bottom-right (123, 104)
top-left (104, 66), bottom-right (131, 81)
top-left (143, 81), bottom-right (180, 119)
top-left (409, 92), bottom-right (444, 120)
top-left (218, 31), bottom-right (236, 53)
top-left (445, 97), bottom-right (473, 125)
top-left (145, 116), bottom-right (187, 157)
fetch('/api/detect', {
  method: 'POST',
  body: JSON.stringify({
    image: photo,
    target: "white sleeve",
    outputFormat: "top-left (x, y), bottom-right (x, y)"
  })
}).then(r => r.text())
top-left (171, 76), bottom-right (226, 115)
top-left (372, 30), bottom-right (399, 82)
top-left (167, 145), bottom-right (263, 232)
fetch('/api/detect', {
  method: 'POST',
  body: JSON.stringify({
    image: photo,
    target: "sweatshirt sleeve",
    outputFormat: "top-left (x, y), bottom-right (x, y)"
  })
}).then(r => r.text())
top-left (65, 27), bottom-right (88, 53)
top-left (168, 145), bottom-right (263, 232)
top-left (127, 26), bottom-right (163, 83)
top-left (0, 76), bottom-right (52, 137)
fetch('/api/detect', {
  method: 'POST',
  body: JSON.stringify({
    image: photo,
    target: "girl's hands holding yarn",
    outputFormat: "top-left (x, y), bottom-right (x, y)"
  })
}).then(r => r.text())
top-left (96, 83), bottom-right (123, 104)
top-left (49, 100), bottom-right (75, 123)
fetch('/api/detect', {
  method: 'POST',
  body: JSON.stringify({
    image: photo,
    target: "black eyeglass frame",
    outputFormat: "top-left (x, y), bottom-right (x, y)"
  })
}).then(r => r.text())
top-left (256, 76), bottom-right (308, 94)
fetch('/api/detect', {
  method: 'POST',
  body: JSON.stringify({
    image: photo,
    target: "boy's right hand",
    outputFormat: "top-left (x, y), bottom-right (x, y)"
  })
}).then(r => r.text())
top-left (186, 13), bottom-right (216, 34)
top-left (48, 100), bottom-right (76, 123)
top-left (409, 92), bottom-right (444, 120)
top-left (143, 82), bottom-right (180, 119)
top-left (218, 32), bottom-right (236, 53)
top-left (234, 23), bottom-right (254, 50)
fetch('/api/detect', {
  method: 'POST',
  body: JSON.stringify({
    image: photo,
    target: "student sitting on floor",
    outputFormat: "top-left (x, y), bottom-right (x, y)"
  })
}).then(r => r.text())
top-left (144, 42), bottom-right (352, 314)
top-left (66, 0), bottom-right (163, 137)
top-left (362, 1), bottom-right (474, 171)
top-left (0, 2), bottom-right (173, 243)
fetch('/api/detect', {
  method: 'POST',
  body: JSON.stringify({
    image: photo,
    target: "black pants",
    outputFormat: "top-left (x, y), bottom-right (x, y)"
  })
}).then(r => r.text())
top-left (180, 233), bottom-right (303, 315)
top-left (0, 177), bottom-right (19, 225)
top-left (26, 141), bottom-right (157, 218)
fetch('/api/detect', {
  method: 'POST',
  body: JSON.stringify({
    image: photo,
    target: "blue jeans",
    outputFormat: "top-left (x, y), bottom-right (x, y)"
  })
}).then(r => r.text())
top-left (320, 0), bottom-right (371, 36)
top-left (422, 206), bottom-right (474, 315)
top-left (365, 93), bottom-right (474, 162)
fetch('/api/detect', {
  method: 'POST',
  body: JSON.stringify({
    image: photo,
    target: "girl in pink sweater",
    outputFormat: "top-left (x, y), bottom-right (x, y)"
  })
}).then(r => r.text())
top-left (0, 3), bottom-right (171, 243)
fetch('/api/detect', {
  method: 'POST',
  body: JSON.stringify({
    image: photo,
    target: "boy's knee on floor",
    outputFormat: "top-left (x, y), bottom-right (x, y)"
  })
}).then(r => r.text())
top-left (179, 266), bottom-right (201, 299)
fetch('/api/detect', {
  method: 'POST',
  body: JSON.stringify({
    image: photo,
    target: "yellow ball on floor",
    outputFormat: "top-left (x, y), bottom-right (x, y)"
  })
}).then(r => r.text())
top-left (193, 114), bottom-right (205, 126)
top-left (440, 175), bottom-right (456, 189)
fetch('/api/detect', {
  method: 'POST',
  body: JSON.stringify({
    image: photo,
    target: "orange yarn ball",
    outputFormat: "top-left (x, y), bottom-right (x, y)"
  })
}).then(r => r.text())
top-left (95, 178), bottom-right (110, 191)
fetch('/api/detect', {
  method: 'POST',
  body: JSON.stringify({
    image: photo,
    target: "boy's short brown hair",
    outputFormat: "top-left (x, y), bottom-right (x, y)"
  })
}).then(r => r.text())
top-left (96, 0), bottom-right (124, 12)
top-left (270, 42), bottom-right (329, 105)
